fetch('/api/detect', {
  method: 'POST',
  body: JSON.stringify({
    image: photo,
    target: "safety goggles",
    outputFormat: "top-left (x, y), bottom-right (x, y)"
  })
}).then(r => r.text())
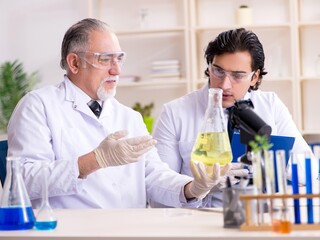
top-left (209, 65), bottom-right (255, 84)
top-left (77, 51), bottom-right (127, 70)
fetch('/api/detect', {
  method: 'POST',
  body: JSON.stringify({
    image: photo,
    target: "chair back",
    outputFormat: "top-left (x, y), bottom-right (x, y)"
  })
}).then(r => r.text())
top-left (0, 140), bottom-right (8, 186)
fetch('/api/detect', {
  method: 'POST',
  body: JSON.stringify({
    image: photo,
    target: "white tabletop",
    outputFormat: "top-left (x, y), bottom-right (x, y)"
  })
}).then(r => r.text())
top-left (0, 208), bottom-right (319, 240)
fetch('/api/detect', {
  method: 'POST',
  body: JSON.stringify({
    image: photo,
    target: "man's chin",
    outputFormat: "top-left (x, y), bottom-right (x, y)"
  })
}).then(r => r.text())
top-left (97, 88), bottom-right (116, 101)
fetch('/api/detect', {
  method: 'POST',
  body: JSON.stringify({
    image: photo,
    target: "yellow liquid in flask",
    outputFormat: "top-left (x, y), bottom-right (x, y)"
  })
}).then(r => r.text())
top-left (191, 132), bottom-right (233, 166)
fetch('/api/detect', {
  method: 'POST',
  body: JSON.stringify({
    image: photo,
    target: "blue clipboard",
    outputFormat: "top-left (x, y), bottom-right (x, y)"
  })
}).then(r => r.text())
top-left (231, 132), bottom-right (295, 165)
top-left (231, 132), bottom-right (295, 192)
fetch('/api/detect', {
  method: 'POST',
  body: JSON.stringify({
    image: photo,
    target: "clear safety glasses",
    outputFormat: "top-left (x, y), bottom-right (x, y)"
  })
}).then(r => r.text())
top-left (209, 65), bottom-right (255, 84)
top-left (77, 51), bottom-right (127, 70)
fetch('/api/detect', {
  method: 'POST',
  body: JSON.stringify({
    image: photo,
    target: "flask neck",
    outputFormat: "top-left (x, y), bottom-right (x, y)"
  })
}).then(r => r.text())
top-left (5, 157), bottom-right (23, 187)
top-left (1, 157), bottom-right (33, 208)
top-left (206, 88), bottom-right (224, 115)
top-left (6, 157), bottom-right (20, 173)
top-left (40, 163), bottom-right (50, 206)
top-left (208, 88), bottom-right (223, 109)
top-left (202, 88), bottom-right (227, 133)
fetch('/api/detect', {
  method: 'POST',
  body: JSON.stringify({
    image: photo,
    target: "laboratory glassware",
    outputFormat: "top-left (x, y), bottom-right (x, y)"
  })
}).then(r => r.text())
top-left (191, 88), bottom-right (232, 166)
top-left (34, 160), bottom-right (57, 230)
top-left (0, 156), bottom-right (35, 230)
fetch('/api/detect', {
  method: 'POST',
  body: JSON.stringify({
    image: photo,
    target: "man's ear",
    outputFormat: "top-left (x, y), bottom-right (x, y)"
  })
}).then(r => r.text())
top-left (66, 53), bottom-right (80, 74)
top-left (250, 69), bottom-right (260, 87)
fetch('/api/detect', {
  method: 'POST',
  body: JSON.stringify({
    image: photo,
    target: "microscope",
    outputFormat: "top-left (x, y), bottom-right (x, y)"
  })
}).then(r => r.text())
top-left (228, 99), bottom-right (272, 187)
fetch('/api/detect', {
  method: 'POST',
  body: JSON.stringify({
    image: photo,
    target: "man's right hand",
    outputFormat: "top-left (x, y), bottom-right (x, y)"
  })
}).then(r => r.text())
top-left (185, 161), bottom-right (231, 200)
top-left (94, 130), bottom-right (156, 168)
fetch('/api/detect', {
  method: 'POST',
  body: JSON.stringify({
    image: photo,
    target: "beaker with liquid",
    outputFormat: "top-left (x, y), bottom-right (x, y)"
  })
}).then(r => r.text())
top-left (191, 88), bottom-right (232, 166)
top-left (0, 156), bottom-right (35, 230)
top-left (34, 161), bottom-right (57, 230)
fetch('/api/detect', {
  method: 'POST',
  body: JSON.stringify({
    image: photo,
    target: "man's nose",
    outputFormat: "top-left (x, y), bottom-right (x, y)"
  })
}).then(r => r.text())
top-left (108, 61), bottom-right (121, 75)
top-left (220, 74), bottom-right (233, 89)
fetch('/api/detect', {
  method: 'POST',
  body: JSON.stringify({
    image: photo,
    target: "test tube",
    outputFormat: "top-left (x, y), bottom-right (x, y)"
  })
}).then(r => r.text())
top-left (305, 151), bottom-right (314, 224)
top-left (276, 150), bottom-right (287, 194)
top-left (290, 152), bottom-right (301, 224)
top-left (265, 150), bottom-right (275, 194)
top-left (275, 150), bottom-right (291, 234)
top-left (264, 150), bottom-right (275, 225)
top-left (312, 145), bottom-right (320, 224)
top-left (251, 151), bottom-right (263, 225)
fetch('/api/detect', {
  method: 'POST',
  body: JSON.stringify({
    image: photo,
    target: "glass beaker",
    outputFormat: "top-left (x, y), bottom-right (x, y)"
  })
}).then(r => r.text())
top-left (34, 161), bottom-right (57, 230)
top-left (0, 156), bottom-right (35, 230)
top-left (191, 88), bottom-right (232, 166)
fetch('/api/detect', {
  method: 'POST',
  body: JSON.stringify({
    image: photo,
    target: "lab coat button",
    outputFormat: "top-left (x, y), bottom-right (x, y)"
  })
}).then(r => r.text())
top-left (73, 105), bottom-right (77, 109)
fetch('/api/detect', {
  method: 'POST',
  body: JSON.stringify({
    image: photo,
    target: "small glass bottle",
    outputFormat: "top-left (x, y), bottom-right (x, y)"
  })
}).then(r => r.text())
top-left (34, 161), bottom-right (57, 230)
top-left (236, 5), bottom-right (252, 25)
top-left (0, 156), bottom-right (35, 230)
top-left (191, 88), bottom-right (233, 166)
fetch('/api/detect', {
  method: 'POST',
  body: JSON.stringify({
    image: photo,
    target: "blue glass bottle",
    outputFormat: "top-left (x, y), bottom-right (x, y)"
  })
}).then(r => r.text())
top-left (0, 157), bottom-right (35, 230)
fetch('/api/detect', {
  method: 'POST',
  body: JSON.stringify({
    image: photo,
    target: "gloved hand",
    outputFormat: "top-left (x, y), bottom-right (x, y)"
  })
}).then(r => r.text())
top-left (94, 130), bottom-right (156, 168)
top-left (210, 162), bottom-right (249, 192)
top-left (185, 161), bottom-right (231, 200)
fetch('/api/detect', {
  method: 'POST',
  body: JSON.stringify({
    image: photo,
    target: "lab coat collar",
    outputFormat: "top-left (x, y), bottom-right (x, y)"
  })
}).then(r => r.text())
top-left (63, 76), bottom-right (94, 118)
top-left (63, 75), bottom-right (114, 119)
top-left (243, 91), bottom-right (251, 100)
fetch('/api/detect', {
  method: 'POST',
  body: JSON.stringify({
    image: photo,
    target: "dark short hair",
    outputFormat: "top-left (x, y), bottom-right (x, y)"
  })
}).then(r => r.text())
top-left (60, 18), bottom-right (110, 70)
top-left (204, 28), bottom-right (267, 91)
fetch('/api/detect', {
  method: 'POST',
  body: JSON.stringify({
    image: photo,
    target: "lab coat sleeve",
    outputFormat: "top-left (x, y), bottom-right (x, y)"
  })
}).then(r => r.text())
top-left (149, 106), bottom-right (203, 207)
top-left (152, 105), bottom-right (183, 173)
top-left (145, 148), bottom-right (201, 208)
top-left (7, 92), bottom-right (83, 200)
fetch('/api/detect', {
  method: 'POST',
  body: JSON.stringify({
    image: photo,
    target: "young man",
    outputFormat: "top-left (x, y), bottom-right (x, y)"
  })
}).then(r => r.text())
top-left (7, 18), bottom-right (231, 208)
top-left (152, 28), bottom-right (317, 207)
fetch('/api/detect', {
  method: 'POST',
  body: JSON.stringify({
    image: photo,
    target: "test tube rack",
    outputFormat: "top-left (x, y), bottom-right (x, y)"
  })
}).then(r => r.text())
top-left (239, 193), bottom-right (320, 231)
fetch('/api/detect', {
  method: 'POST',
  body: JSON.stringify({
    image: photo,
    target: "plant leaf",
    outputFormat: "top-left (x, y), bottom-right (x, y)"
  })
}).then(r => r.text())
top-left (0, 60), bottom-right (40, 131)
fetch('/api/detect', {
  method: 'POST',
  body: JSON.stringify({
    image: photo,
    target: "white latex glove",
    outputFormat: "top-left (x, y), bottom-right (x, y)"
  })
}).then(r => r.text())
top-left (210, 162), bottom-right (249, 192)
top-left (94, 130), bottom-right (156, 168)
top-left (186, 161), bottom-right (231, 200)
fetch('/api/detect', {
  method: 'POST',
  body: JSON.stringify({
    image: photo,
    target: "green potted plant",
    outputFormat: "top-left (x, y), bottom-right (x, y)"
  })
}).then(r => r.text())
top-left (248, 134), bottom-right (274, 193)
top-left (0, 60), bottom-right (39, 132)
top-left (132, 102), bottom-right (154, 133)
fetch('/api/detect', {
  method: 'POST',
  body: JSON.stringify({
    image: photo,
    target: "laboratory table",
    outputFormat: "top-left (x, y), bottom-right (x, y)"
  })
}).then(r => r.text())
top-left (0, 208), bottom-right (319, 240)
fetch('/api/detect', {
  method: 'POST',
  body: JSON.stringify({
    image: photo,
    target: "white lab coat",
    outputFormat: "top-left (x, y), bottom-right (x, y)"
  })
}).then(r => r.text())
top-left (7, 76), bottom-right (196, 209)
top-left (152, 84), bottom-right (317, 207)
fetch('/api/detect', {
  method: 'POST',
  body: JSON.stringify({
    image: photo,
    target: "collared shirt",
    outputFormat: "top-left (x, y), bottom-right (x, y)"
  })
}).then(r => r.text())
top-left (7, 75), bottom-right (197, 209)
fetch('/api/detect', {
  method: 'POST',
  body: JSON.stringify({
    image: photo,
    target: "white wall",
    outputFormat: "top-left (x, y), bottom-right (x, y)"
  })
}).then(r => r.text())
top-left (0, 0), bottom-right (89, 88)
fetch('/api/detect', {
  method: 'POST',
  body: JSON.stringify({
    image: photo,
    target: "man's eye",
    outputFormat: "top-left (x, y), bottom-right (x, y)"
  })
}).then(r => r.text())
top-left (98, 56), bottom-right (112, 64)
top-left (215, 68), bottom-right (225, 76)
top-left (116, 56), bottom-right (124, 62)
top-left (232, 73), bottom-right (245, 80)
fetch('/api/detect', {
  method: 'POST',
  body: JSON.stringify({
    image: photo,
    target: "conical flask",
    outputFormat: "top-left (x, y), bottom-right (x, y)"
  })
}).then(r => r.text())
top-left (34, 161), bottom-right (57, 230)
top-left (0, 156), bottom-right (35, 230)
top-left (191, 88), bottom-right (233, 166)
